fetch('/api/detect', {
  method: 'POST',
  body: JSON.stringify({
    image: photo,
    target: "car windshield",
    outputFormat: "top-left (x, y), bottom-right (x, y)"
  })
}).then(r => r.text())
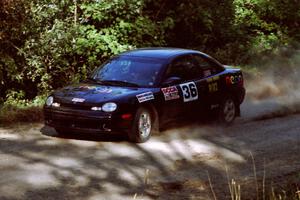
top-left (90, 56), bottom-right (164, 87)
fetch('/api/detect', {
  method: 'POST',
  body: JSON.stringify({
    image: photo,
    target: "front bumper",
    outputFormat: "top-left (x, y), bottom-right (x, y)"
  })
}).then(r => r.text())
top-left (44, 106), bottom-right (132, 134)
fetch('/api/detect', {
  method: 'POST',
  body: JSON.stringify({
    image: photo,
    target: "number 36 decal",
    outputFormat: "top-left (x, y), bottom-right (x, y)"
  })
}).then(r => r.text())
top-left (180, 82), bottom-right (198, 102)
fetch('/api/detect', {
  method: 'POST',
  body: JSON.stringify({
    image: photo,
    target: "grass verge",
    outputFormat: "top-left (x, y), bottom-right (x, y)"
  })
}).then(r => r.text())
top-left (0, 105), bottom-right (43, 126)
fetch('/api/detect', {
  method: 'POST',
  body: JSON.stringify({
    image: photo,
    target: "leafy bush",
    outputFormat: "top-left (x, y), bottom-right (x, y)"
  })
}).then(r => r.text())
top-left (0, 0), bottom-right (299, 108)
top-left (0, 105), bottom-right (43, 125)
top-left (0, 92), bottom-right (45, 125)
top-left (15, 0), bottom-right (169, 96)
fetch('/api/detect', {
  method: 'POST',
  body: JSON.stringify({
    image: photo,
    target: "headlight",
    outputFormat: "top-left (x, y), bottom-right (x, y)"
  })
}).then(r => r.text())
top-left (102, 102), bottom-right (117, 112)
top-left (46, 96), bottom-right (54, 106)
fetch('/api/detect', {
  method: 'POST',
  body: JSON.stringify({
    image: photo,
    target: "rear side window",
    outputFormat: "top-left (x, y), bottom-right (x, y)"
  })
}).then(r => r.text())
top-left (193, 54), bottom-right (224, 78)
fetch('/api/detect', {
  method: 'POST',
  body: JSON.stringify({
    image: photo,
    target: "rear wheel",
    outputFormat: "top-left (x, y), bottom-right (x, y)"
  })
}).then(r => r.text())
top-left (129, 107), bottom-right (153, 143)
top-left (218, 96), bottom-right (236, 125)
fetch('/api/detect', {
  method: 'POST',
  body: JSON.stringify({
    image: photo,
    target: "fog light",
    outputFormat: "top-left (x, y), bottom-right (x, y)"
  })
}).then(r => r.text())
top-left (103, 124), bottom-right (111, 131)
top-left (91, 107), bottom-right (102, 111)
top-left (52, 102), bottom-right (60, 107)
top-left (121, 113), bottom-right (132, 120)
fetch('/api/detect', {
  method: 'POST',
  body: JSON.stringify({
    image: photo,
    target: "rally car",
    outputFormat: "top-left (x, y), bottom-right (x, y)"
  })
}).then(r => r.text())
top-left (44, 48), bottom-right (245, 143)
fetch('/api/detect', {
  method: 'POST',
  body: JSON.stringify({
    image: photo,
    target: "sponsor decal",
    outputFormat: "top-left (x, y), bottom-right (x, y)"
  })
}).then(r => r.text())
top-left (208, 82), bottom-right (218, 93)
top-left (211, 104), bottom-right (219, 109)
top-left (207, 76), bottom-right (220, 83)
top-left (203, 70), bottom-right (212, 77)
top-left (207, 75), bottom-right (220, 93)
top-left (226, 75), bottom-right (243, 85)
top-left (94, 87), bottom-right (113, 94)
top-left (161, 86), bottom-right (180, 101)
top-left (180, 82), bottom-right (198, 102)
top-left (111, 91), bottom-right (123, 95)
top-left (72, 98), bottom-right (85, 103)
top-left (76, 85), bottom-right (113, 94)
top-left (136, 92), bottom-right (154, 103)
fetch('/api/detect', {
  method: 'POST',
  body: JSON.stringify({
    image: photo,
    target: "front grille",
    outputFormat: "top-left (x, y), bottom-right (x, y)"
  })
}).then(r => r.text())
top-left (52, 118), bottom-right (105, 129)
top-left (60, 103), bottom-right (91, 110)
top-left (44, 106), bottom-right (113, 131)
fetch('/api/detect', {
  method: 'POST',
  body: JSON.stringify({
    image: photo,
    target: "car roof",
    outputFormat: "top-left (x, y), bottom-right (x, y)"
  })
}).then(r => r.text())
top-left (119, 47), bottom-right (208, 60)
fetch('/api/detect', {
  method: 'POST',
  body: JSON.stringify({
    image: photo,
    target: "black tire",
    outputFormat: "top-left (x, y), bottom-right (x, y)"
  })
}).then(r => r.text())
top-left (55, 128), bottom-right (68, 136)
top-left (129, 107), bottom-right (153, 143)
top-left (218, 96), bottom-right (237, 125)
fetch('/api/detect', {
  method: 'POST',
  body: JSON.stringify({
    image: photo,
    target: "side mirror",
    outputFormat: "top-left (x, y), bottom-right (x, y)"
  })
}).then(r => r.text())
top-left (162, 77), bottom-right (182, 86)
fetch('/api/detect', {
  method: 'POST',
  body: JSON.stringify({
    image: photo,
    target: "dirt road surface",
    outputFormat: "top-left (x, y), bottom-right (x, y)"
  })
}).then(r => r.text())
top-left (1, 96), bottom-right (300, 199)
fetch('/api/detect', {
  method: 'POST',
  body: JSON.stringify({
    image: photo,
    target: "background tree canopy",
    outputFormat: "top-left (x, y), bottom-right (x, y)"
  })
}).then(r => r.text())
top-left (0, 0), bottom-right (299, 104)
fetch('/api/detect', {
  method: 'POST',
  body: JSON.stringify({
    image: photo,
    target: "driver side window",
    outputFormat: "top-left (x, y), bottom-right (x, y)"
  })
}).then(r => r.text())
top-left (165, 55), bottom-right (202, 82)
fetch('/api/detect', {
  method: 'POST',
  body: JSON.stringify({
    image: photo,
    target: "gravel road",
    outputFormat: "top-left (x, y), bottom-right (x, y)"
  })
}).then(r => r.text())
top-left (0, 108), bottom-right (300, 200)
top-left (0, 95), bottom-right (300, 199)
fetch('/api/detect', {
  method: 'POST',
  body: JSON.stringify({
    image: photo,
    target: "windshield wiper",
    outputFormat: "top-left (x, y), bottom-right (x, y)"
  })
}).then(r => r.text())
top-left (86, 77), bottom-right (107, 85)
top-left (101, 80), bottom-right (139, 87)
top-left (86, 78), bottom-right (139, 87)
top-left (86, 77), bottom-right (97, 83)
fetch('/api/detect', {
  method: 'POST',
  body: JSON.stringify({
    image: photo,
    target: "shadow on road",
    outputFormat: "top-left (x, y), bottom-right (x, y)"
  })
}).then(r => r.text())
top-left (0, 117), bottom-right (299, 200)
top-left (0, 123), bottom-right (241, 200)
top-left (41, 125), bottom-right (128, 143)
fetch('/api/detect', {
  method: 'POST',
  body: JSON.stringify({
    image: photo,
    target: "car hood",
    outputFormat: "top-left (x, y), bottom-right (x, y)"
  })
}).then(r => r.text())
top-left (53, 83), bottom-right (143, 104)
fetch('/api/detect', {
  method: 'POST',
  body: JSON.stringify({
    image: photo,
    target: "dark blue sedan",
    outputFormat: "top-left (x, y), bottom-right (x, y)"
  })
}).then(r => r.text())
top-left (44, 48), bottom-right (245, 142)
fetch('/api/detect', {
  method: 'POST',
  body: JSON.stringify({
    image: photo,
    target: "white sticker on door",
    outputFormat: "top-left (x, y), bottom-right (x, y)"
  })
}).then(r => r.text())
top-left (180, 82), bottom-right (198, 102)
top-left (136, 92), bottom-right (154, 103)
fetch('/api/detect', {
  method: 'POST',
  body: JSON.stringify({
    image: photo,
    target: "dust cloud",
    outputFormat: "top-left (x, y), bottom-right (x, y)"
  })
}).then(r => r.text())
top-left (150, 48), bottom-right (300, 199)
top-left (241, 46), bottom-right (300, 121)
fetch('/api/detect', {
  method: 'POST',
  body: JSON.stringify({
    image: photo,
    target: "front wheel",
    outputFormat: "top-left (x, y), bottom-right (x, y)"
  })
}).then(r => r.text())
top-left (218, 96), bottom-right (236, 125)
top-left (55, 128), bottom-right (69, 136)
top-left (129, 107), bottom-right (153, 143)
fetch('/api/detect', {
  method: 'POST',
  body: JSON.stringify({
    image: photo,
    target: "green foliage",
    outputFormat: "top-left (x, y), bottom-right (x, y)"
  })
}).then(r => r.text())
top-left (0, 0), bottom-right (300, 112)
top-left (4, 90), bottom-right (46, 108)
top-left (76, 0), bottom-right (167, 67)
top-left (11, 0), bottom-right (167, 96)
top-left (0, 0), bottom-right (28, 99)
top-left (233, 0), bottom-right (299, 57)
top-left (0, 104), bottom-right (43, 125)
top-left (23, 20), bottom-right (79, 92)
top-left (0, 91), bottom-right (45, 124)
